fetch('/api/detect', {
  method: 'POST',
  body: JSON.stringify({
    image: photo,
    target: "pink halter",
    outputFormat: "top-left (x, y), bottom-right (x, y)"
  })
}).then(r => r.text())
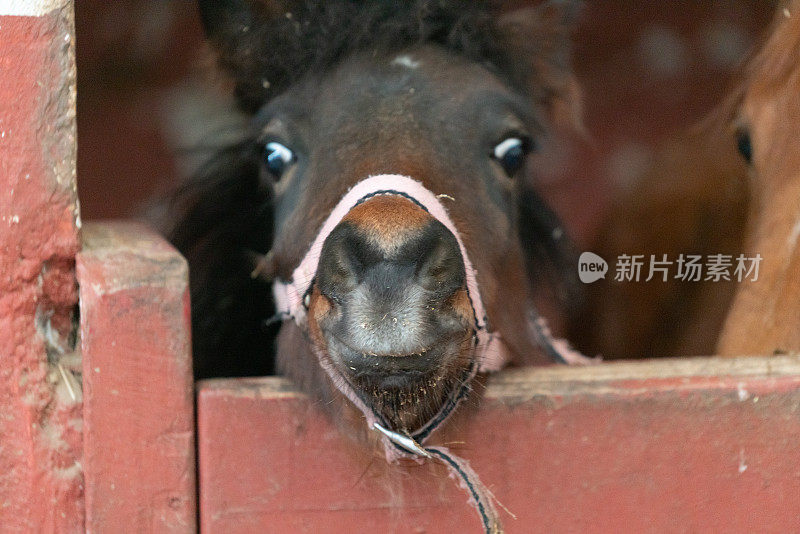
top-left (271, 175), bottom-right (597, 533)
top-left (272, 174), bottom-right (509, 372)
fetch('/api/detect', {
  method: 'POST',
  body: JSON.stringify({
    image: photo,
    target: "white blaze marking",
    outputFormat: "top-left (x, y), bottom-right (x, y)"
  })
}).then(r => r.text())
top-left (0, 0), bottom-right (68, 16)
top-left (391, 55), bottom-right (420, 69)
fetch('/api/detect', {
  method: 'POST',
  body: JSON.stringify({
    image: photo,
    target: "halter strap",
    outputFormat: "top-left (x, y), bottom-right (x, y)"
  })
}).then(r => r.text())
top-left (271, 174), bottom-right (597, 533)
top-left (273, 174), bottom-right (508, 371)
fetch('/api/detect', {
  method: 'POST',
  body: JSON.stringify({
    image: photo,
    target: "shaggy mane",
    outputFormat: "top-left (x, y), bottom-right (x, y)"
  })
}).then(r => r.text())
top-left (205, 0), bottom-right (526, 113)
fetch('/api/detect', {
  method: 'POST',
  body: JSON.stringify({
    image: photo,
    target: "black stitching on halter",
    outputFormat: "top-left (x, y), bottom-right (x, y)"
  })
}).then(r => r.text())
top-left (465, 295), bottom-right (482, 335)
top-left (354, 189), bottom-right (429, 212)
top-left (412, 358), bottom-right (477, 443)
top-left (529, 313), bottom-right (568, 364)
top-left (384, 434), bottom-right (494, 533)
top-left (427, 448), bottom-right (492, 533)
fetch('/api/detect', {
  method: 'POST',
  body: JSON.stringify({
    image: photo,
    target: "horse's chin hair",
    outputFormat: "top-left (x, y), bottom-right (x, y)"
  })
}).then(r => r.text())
top-left (361, 371), bottom-right (452, 432)
top-left (303, 316), bottom-right (476, 434)
top-left (351, 339), bottom-right (475, 433)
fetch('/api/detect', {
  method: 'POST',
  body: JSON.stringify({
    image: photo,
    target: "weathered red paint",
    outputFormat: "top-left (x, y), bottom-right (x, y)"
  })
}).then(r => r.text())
top-left (198, 356), bottom-right (800, 533)
top-left (77, 222), bottom-right (196, 533)
top-left (0, 4), bottom-right (83, 532)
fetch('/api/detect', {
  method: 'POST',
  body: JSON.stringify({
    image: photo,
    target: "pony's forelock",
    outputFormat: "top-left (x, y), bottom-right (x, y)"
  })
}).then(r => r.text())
top-left (207, 0), bottom-right (527, 113)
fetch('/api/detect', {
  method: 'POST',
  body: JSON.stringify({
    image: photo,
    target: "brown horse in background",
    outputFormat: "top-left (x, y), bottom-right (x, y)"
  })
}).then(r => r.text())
top-left (573, 0), bottom-right (800, 360)
top-left (570, 89), bottom-right (750, 359)
top-left (717, 0), bottom-right (800, 356)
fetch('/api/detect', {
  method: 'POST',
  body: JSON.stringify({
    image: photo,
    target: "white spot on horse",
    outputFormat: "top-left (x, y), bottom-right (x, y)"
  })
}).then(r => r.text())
top-left (392, 55), bottom-right (421, 70)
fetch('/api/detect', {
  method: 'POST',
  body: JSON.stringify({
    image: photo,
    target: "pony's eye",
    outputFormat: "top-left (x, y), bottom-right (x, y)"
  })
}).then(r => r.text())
top-left (736, 129), bottom-right (753, 164)
top-left (264, 141), bottom-right (295, 179)
top-left (492, 137), bottom-right (532, 176)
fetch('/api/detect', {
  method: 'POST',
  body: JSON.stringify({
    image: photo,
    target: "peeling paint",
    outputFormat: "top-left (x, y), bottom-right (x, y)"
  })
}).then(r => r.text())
top-left (737, 382), bottom-right (750, 401)
top-left (0, 0), bottom-right (70, 18)
top-left (0, 4), bottom-right (83, 530)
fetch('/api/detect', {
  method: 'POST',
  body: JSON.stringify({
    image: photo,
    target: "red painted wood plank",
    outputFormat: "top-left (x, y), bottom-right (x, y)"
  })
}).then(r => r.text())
top-left (77, 221), bottom-right (196, 533)
top-left (198, 356), bottom-right (800, 533)
top-left (0, 2), bottom-right (83, 531)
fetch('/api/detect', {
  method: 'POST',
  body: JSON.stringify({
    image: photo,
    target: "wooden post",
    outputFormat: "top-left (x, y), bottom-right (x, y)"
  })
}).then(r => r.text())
top-left (77, 222), bottom-right (196, 533)
top-left (0, 1), bottom-right (83, 531)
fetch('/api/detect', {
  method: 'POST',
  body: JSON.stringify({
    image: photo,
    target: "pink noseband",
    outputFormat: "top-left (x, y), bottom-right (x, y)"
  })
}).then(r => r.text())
top-left (272, 174), bottom-right (509, 372)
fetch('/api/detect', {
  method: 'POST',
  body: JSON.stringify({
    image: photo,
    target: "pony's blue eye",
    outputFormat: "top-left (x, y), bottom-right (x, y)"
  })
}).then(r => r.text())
top-left (493, 137), bottom-right (531, 176)
top-left (264, 141), bottom-right (295, 179)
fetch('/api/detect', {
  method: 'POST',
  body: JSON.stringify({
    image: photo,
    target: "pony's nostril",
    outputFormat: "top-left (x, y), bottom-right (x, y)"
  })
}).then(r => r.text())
top-left (316, 225), bottom-right (364, 299)
top-left (314, 194), bottom-right (471, 359)
top-left (413, 221), bottom-right (466, 296)
top-left (314, 199), bottom-right (471, 362)
top-left (317, 217), bottom-right (466, 301)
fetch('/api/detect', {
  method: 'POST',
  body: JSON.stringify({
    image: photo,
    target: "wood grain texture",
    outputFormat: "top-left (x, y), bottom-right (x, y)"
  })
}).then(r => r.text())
top-left (78, 221), bottom-right (196, 533)
top-left (199, 356), bottom-right (800, 533)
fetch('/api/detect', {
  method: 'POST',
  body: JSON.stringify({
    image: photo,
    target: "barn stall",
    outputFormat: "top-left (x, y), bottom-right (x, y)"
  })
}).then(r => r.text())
top-left (1, 0), bottom-right (798, 532)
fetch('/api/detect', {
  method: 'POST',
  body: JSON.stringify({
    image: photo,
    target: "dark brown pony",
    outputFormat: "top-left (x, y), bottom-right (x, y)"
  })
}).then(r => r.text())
top-left (168, 10), bottom-right (586, 523)
top-left (171, 0), bottom-right (583, 427)
top-left (170, 3), bottom-right (586, 528)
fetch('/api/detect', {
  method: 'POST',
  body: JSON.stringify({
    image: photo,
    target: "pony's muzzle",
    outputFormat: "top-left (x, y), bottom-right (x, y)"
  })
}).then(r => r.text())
top-left (311, 195), bottom-right (473, 380)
